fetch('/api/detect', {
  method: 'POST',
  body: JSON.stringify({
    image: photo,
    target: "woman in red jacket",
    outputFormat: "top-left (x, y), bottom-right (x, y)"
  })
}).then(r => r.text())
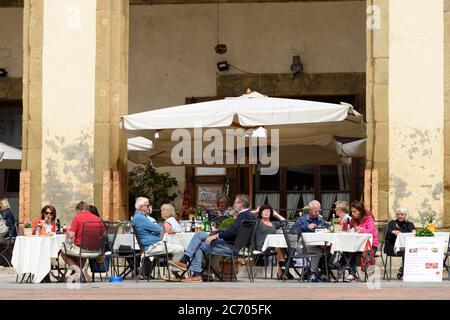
top-left (32, 205), bottom-right (57, 235)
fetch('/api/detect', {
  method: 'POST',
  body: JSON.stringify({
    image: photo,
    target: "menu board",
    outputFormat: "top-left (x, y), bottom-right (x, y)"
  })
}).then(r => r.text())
top-left (403, 237), bottom-right (445, 282)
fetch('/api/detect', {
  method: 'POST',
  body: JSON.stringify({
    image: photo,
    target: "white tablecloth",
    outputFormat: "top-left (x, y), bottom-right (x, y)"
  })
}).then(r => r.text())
top-left (262, 232), bottom-right (373, 253)
top-left (394, 232), bottom-right (450, 253)
top-left (114, 233), bottom-right (195, 251)
top-left (163, 232), bottom-right (195, 249)
top-left (11, 235), bottom-right (66, 283)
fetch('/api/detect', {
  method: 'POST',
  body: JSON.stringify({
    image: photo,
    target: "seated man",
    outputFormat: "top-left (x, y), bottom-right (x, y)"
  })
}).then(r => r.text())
top-left (169, 194), bottom-right (255, 283)
top-left (61, 201), bottom-right (104, 282)
top-left (290, 200), bottom-right (330, 282)
top-left (132, 197), bottom-right (184, 280)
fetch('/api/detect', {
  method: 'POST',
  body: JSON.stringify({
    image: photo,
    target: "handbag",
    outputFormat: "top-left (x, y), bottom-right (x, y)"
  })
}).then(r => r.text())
top-left (0, 215), bottom-right (8, 236)
top-left (360, 240), bottom-right (375, 273)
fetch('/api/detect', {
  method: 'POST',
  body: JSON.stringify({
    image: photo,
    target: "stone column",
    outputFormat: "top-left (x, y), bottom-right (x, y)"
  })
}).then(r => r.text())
top-left (22, 0), bottom-right (129, 224)
top-left (366, 0), bottom-right (389, 221)
top-left (94, 0), bottom-right (129, 219)
top-left (368, 0), bottom-right (446, 227)
top-left (444, 0), bottom-right (450, 227)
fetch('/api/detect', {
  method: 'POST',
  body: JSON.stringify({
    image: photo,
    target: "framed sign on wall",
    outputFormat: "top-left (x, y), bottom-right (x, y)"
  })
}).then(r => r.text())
top-left (196, 184), bottom-right (224, 210)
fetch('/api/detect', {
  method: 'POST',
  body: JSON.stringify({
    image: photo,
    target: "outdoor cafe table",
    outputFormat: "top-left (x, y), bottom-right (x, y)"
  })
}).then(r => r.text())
top-left (262, 232), bottom-right (373, 253)
top-left (394, 232), bottom-right (450, 253)
top-left (11, 234), bottom-right (66, 283)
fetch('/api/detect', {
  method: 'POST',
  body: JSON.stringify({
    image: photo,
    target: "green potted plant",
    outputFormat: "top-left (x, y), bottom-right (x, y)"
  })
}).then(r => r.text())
top-left (23, 221), bottom-right (32, 236)
top-left (415, 227), bottom-right (434, 237)
top-left (128, 160), bottom-right (179, 218)
top-left (218, 216), bottom-right (235, 230)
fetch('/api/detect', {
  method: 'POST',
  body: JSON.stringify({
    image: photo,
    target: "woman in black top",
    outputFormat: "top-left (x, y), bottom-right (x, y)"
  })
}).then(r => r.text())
top-left (384, 206), bottom-right (416, 279)
top-left (254, 204), bottom-right (290, 279)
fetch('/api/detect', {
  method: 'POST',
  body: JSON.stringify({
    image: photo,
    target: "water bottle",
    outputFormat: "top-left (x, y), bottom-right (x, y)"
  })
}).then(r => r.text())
top-left (331, 213), bottom-right (335, 233)
top-left (197, 207), bottom-right (203, 221)
top-left (203, 213), bottom-right (210, 232)
top-left (56, 219), bottom-right (62, 234)
top-left (35, 224), bottom-right (41, 236)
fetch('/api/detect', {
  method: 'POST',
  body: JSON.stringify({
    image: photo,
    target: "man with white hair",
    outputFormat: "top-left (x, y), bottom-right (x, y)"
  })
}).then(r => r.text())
top-left (384, 206), bottom-right (416, 279)
top-left (290, 200), bottom-right (331, 282)
top-left (132, 197), bottom-right (184, 281)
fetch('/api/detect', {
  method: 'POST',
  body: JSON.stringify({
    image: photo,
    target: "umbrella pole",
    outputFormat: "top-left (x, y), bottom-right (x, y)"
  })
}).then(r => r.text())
top-left (248, 164), bottom-right (253, 208)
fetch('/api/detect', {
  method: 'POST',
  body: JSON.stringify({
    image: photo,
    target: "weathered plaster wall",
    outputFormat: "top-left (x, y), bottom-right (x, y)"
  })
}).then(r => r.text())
top-left (41, 0), bottom-right (97, 223)
top-left (389, 0), bottom-right (444, 226)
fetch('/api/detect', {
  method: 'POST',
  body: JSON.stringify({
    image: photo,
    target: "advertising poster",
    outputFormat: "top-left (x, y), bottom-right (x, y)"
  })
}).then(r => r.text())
top-left (403, 237), bottom-right (445, 282)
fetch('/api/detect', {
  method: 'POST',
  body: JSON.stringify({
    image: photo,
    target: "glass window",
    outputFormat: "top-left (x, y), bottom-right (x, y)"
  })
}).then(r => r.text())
top-left (255, 167), bottom-right (279, 191)
top-left (286, 166), bottom-right (315, 191)
top-left (320, 165), bottom-right (349, 191)
top-left (4, 169), bottom-right (20, 193)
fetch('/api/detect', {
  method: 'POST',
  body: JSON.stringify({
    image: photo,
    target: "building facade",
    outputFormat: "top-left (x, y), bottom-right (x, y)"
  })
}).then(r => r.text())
top-left (0, 0), bottom-right (448, 228)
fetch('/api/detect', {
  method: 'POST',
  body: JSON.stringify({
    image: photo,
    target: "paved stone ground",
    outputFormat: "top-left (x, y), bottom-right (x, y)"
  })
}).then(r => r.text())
top-left (1, 271), bottom-right (449, 300)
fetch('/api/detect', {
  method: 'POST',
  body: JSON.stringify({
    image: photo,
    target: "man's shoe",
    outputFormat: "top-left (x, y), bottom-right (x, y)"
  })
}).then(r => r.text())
top-left (181, 275), bottom-right (203, 283)
top-left (308, 273), bottom-right (319, 282)
top-left (169, 260), bottom-right (188, 271)
top-left (162, 273), bottom-right (182, 282)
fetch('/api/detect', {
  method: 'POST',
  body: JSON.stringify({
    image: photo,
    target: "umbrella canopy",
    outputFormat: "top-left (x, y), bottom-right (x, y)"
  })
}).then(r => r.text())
top-left (0, 142), bottom-right (22, 169)
top-left (121, 91), bottom-right (366, 167)
top-left (120, 91), bottom-right (365, 140)
top-left (127, 135), bottom-right (363, 167)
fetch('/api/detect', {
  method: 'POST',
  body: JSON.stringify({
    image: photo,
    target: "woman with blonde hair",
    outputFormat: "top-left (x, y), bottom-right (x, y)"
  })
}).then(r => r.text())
top-left (161, 203), bottom-right (181, 235)
top-left (0, 198), bottom-right (17, 237)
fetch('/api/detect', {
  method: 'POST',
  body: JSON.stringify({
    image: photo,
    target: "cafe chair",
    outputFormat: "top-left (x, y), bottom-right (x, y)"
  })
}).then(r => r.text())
top-left (380, 223), bottom-right (402, 281)
top-left (280, 220), bottom-right (329, 282)
top-left (250, 220), bottom-right (277, 280)
top-left (89, 221), bottom-right (119, 282)
top-left (207, 219), bottom-right (256, 283)
top-left (444, 234), bottom-right (450, 280)
top-left (62, 220), bottom-right (108, 283)
top-left (132, 224), bottom-right (170, 282)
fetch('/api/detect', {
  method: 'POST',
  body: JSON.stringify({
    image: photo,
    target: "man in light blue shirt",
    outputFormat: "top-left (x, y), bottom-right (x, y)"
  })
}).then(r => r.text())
top-left (133, 197), bottom-right (184, 280)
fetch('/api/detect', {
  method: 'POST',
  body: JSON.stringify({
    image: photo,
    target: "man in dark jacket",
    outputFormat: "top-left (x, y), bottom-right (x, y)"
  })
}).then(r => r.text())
top-left (169, 194), bottom-right (255, 283)
top-left (290, 200), bottom-right (330, 282)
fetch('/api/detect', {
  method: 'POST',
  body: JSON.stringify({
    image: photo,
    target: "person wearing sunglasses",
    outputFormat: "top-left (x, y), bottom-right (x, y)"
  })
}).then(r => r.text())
top-left (32, 205), bottom-right (57, 235)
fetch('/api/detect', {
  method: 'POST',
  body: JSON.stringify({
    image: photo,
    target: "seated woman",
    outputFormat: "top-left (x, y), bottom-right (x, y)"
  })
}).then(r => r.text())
top-left (254, 204), bottom-right (289, 279)
top-left (32, 205), bottom-right (57, 235)
top-left (0, 198), bottom-right (17, 238)
top-left (210, 195), bottom-right (231, 224)
top-left (161, 203), bottom-right (182, 236)
top-left (343, 200), bottom-right (378, 282)
top-left (384, 206), bottom-right (416, 279)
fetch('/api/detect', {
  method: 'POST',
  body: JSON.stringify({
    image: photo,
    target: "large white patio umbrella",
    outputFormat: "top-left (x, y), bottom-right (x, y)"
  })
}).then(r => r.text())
top-left (120, 91), bottom-right (365, 140)
top-left (0, 142), bottom-right (22, 169)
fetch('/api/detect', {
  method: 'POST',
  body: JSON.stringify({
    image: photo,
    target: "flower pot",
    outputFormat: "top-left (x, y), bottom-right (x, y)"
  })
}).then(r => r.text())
top-left (211, 256), bottom-right (242, 281)
top-left (426, 224), bottom-right (436, 233)
top-left (23, 228), bottom-right (33, 236)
